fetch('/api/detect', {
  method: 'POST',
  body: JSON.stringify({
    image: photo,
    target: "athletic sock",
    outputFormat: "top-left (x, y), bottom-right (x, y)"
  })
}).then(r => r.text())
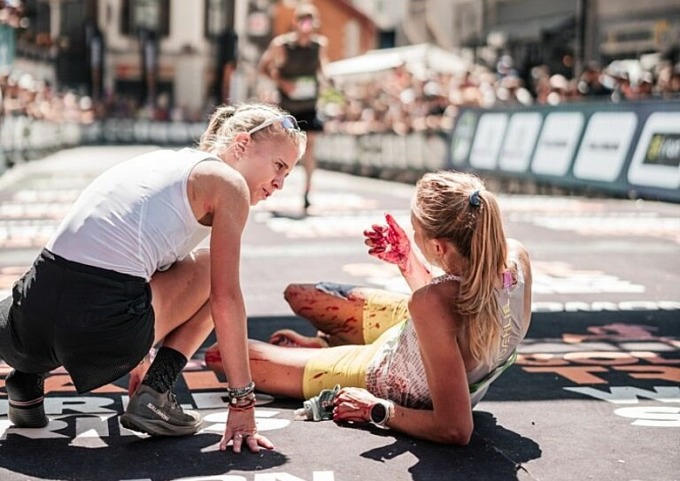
top-left (141, 346), bottom-right (188, 394)
top-left (6, 370), bottom-right (45, 399)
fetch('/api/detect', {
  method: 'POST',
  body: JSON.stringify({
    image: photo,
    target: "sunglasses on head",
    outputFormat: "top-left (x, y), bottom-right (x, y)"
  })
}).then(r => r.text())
top-left (247, 115), bottom-right (300, 135)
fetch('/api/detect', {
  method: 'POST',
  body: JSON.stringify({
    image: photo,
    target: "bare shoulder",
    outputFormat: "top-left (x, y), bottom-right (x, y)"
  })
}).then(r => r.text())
top-left (507, 238), bottom-right (532, 284)
top-left (409, 281), bottom-right (460, 323)
top-left (272, 33), bottom-right (293, 47)
top-left (313, 33), bottom-right (329, 47)
top-left (192, 159), bottom-right (246, 189)
top-left (507, 238), bottom-right (530, 263)
top-left (189, 161), bottom-right (249, 219)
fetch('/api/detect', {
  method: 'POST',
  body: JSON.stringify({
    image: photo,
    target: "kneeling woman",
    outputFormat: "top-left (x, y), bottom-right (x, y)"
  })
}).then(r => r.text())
top-left (206, 171), bottom-right (533, 445)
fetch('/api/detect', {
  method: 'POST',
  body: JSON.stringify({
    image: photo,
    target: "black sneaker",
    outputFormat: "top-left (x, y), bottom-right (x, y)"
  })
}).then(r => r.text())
top-left (5, 370), bottom-right (48, 428)
top-left (120, 385), bottom-right (203, 436)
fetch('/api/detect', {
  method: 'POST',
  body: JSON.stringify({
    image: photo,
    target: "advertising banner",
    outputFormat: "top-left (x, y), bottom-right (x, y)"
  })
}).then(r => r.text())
top-left (448, 100), bottom-right (680, 202)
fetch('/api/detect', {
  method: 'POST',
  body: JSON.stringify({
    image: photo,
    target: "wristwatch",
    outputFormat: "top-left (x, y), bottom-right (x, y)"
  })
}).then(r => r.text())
top-left (369, 400), bottom-right (395, 428)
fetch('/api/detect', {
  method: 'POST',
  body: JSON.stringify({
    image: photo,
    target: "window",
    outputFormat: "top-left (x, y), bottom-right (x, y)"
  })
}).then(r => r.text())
top-left (121, 0), bottom-right (170, 36)
top-left (205, 0), bottom-right (235, 38)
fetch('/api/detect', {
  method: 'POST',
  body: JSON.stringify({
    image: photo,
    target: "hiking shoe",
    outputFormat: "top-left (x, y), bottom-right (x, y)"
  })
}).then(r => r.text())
top-left (120, 385), bottom-right (203, 436)
top-left (5, 370), bottom-right (48, 428)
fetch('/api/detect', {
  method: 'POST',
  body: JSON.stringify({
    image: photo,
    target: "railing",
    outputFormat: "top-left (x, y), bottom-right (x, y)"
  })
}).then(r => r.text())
top-left (2, 98), bottom-right (678, 203)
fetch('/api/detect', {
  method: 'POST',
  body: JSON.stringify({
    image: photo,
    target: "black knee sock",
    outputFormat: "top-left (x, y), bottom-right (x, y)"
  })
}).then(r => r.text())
top-left (141, 347), bottom-right (188, 394)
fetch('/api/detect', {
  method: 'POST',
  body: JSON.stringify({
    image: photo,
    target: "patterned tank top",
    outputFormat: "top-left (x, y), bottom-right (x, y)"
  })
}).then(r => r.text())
top-left (365, 263), bottom-right (528, 408)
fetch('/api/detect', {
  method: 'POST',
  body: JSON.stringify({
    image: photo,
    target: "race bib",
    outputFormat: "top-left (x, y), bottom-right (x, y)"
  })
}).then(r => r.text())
top-left (289, 76), bottom-right (317, 100)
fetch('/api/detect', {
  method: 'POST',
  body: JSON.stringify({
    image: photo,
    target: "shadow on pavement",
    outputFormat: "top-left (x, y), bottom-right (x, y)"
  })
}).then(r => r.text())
top-left (0, 308), bottom-right (676, 481)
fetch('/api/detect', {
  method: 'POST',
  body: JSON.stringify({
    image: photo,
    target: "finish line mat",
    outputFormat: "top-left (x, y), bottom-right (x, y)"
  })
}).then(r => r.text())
top-left (1, 309), bottom-right (678, 481)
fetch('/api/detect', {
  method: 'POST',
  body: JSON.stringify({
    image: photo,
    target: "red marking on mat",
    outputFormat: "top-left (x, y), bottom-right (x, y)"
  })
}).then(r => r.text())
top-left (184, 371), bottom-right (227, 389)
top-left (563, 323), bottom-right (660, 344)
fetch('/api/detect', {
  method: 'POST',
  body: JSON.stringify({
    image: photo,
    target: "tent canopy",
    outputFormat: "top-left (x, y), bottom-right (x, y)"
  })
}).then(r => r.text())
top-left (326, 43), bottom-right (472, 81)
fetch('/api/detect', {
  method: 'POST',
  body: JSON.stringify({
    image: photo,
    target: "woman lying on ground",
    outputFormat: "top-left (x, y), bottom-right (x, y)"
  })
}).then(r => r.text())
top-left (206, 170), bottom-right (533, 444)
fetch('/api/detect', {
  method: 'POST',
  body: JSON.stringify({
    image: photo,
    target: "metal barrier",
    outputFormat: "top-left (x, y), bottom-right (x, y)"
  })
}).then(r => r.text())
top-left (314, 100), bottom-right (679, 202)
top-left (447, 99), bottom-right (680, 203)
top-left (2, 99), bottom-right (678, 203)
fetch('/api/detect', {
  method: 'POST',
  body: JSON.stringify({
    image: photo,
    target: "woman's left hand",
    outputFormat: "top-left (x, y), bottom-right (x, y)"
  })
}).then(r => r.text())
top-left (220, 408), bottom-right (275, 453)
top-left (332, 387), bottom-right (381, 423)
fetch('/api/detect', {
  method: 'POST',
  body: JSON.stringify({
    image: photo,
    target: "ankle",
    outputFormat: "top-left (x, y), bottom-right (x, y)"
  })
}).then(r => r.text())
top-left (6, 370), bottom-right (46, 401)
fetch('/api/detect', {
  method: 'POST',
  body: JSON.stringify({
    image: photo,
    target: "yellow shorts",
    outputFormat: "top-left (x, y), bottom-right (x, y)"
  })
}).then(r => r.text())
top-left (302, 342), bottom-right (381, 398)
top-left (302, 288), bottom-right (410, 398)
top-left (359, 288), bottom-right (410, 344)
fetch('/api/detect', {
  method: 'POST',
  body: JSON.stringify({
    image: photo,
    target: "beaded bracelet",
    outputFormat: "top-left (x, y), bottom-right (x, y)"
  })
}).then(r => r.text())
top-left (226, 381), bottom-right (256, 404)
top-left (229, 398), bottom-right (256, 412)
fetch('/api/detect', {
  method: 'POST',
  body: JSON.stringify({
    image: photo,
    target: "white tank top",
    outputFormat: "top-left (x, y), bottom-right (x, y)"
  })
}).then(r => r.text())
top-left (46, 148), bottom-right (216, 281)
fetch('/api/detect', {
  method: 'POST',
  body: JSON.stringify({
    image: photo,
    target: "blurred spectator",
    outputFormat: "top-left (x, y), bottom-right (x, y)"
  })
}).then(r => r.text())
top-left (2, 38), bottom-right (679, 140)
top-left (577, 61), bottom-right (612, 97)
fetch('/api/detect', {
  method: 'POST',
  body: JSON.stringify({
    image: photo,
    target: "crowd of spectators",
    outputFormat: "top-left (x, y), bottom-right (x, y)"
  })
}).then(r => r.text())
top-left (320, 54), bottom-right (680, 136)
top-left (0, 72), bottom-right (97, 124)
top-left (2, 40), bottom-right (680, 138)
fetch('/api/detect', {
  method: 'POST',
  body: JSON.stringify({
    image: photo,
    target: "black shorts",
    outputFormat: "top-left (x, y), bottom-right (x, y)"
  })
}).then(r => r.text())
top-left (0, 249), bottom-right (154, 393)
top-left (292, 109), bottom-right (324, 132)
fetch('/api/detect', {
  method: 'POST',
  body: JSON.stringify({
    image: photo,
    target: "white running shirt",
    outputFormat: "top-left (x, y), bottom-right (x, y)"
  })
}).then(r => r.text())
top-left (46, 148), bottom-right (216, 281)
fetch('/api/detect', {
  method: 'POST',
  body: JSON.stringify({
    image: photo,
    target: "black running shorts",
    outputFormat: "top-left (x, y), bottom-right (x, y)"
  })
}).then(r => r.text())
top-left (0, 249), bottom-right (154, 393)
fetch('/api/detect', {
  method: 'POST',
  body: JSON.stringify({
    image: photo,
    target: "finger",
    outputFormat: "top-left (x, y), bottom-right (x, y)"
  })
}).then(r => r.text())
top-left (269, 334), bottom-right (291, 345)
top-left (385, 213), bottom-right (406, 235)
top-left (254, 434), bottom-right (275, 451)
top-left (248, 434), bottom-right (274, 452)
top-left (244, 435), bottom-right (260, 453)
top-left (232, 434), bottom-right (244, 454)
top-left (219, 434), bottom-right (229, 451)
top-left (371, 224), bottom-right (387, 234)
top-left (364, 233), bottom-right (385, 244)
top-left (334, 412), bottom-right (365, 423)
top-left (269, 334), bottom-right (282, 344)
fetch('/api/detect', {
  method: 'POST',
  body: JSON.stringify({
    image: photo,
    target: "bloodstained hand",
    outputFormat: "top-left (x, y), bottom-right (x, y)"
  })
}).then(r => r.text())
top-left (364, 213), bottom-right (411, 268)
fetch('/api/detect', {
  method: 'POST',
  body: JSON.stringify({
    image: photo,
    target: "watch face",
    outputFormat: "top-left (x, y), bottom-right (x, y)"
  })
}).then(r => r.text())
top-left (370, 403), bottom-right (387, 424)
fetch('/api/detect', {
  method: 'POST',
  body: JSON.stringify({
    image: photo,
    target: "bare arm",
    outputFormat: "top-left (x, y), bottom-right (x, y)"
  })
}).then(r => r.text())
top-left (399, 249), bottom-right (433, 291)
top-left (333, 285), bottom-right (473, 444)
top-left (258, 36), bottom-right (284, 80)
top-left (507, 238), bottom-right (533, 324)
top-left (364, 213), bottom-right (432, 291)
top-left (199, 165), bottom-right (273, 452)
top-left (392, 286), bottom-right (473, 443)
top-left (316, 35), bottom-right (332, 88)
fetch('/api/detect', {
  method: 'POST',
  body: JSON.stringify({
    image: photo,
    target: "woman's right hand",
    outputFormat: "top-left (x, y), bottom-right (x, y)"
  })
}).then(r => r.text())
top-left (220, 407), bottom-right (275, 453)
top-left (364, 213), bottom-right (411, 269)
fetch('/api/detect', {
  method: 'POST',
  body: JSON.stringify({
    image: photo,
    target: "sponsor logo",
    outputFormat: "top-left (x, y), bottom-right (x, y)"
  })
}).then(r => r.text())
top-left (146, 402), bottom-right (169, 421)
top-left (645, 133), bottom-right (680, 167)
